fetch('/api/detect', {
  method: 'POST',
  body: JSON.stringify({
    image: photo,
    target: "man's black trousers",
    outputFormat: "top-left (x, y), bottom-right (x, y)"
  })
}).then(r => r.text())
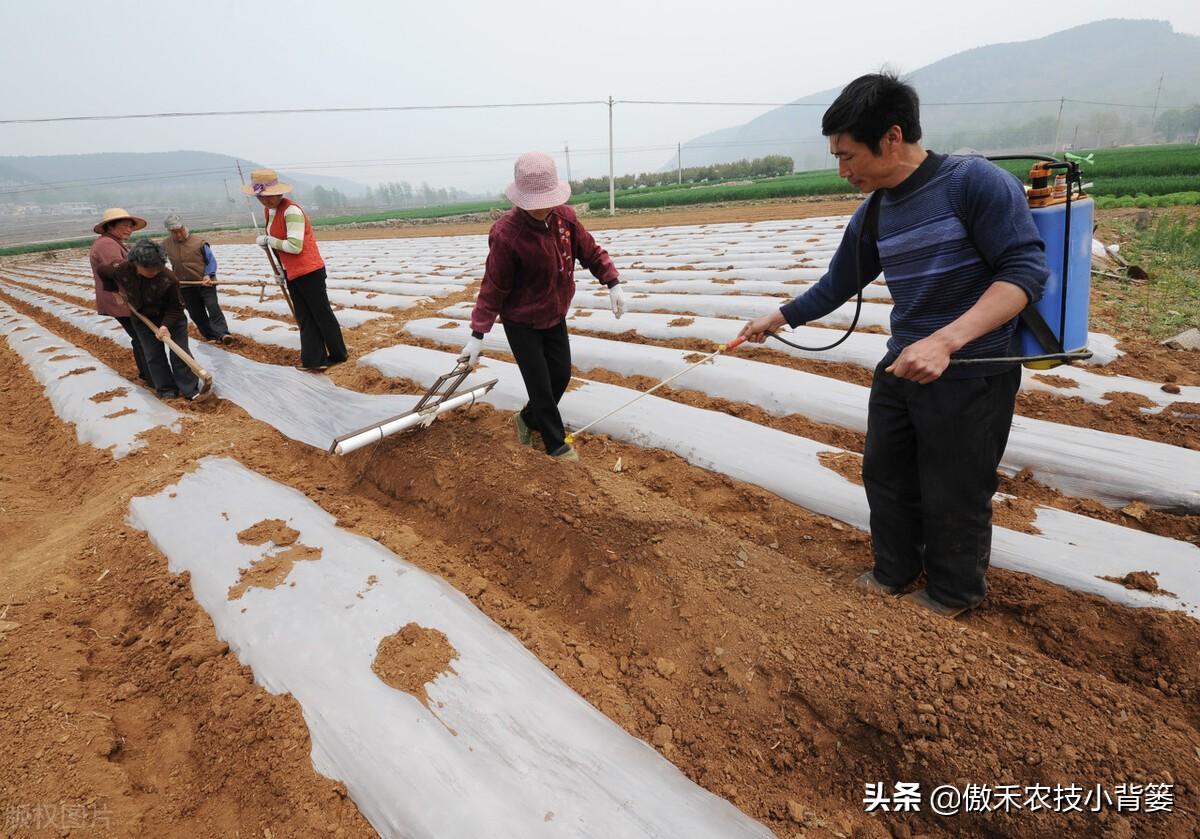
top-left (503, 319), bottom-right (571, 454)
top-left (862, 361), bottom-right (1022, 609)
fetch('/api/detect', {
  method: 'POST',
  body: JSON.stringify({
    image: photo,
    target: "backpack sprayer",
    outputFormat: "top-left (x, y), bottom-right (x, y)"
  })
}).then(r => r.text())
top-left (764, 154), bottom-right (1094, 368)
top-left (566, 154), bottom-right (1092, 446)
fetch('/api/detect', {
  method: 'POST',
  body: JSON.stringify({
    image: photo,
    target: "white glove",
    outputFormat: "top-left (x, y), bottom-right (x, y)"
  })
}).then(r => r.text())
top-left (255, 234), bottom-right (269, 249)
top-left (458, 334), bottom-right (483, 367)
top-left (608, 283), bottom-right (625, 319)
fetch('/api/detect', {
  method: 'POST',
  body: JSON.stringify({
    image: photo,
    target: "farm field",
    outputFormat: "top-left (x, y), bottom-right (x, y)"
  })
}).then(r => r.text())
top-left (5, 146), bottom-right (1199, 258)
top-left (330, 143), bottom-right (1200, 220)
top-left (1, 213), bottom-right (1198, 837)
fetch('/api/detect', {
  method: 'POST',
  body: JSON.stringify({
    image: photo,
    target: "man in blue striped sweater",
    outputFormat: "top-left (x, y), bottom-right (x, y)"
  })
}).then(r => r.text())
top-left (739, 73), bottom-right (1049, 617)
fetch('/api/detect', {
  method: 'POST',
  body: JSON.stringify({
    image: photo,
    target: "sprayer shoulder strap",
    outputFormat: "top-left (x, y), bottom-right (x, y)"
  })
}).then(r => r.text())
top-left (858, 191), bottom-right (883, 289)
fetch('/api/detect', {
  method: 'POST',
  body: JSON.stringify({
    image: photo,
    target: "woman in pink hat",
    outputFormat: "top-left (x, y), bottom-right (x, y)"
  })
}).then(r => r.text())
top-left (460, 152), bottom-right (624, 461)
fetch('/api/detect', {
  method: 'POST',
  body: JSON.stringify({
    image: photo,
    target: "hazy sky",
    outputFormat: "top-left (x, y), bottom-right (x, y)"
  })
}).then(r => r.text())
top-left (2, 1), bottom-right (1198, 194)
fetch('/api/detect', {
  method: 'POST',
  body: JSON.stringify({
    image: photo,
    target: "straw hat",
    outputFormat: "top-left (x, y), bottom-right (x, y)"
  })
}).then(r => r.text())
top-left (241, 168), bottom-right (293, 196)
top-left (93, 207), bottom-right (147, 235)
top-left (504, 152), bottom-right (571, 210)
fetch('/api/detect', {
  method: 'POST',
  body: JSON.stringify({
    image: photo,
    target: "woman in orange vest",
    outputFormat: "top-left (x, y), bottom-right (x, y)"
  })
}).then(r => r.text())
top-left (245, 169), bottom-right (348, 371)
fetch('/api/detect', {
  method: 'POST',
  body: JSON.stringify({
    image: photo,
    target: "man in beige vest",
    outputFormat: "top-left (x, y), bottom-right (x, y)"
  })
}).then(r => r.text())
top-left (162, 214), bottom-right (233, 345)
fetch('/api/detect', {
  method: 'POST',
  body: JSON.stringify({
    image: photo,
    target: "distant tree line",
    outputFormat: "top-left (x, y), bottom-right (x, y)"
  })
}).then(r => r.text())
top-left (569, 155), bottom-right (794, 194)
top-left (1155, 106), bottom-right (1200, 143)
top-left (299, 180), bottom-right (479, 215)
top-left (363, 181), bottom-right (474, 208)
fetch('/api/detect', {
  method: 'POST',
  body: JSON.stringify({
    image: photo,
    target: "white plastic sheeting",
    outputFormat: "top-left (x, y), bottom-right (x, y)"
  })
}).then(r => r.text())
top-left (128, 457), bottom-right (774, 839)
top-left (214, 291), bottom-right (389, 326)
top-left (618, 277), bottom-right (892, 300)
top-left (0, 282), bottom-right (417, 451)
top-left (614, 267), bottom-right (830, 283)
top-left (221, 311), bottom-right (303, 349)
top-left (189, 348), bottom-right (419, 450)
top-left (568, 290), bottom-right (894, 330)
top-left (360, 344), bottom-right (1200, 618)
top-left (0, 301), bottom-right (179, 457)
top-left (442, 307), bottom-right (1199, 410)
top-left (0, 270), bottom-right (387, 328)
top-left (407, 319), bottom-right (1200, 512)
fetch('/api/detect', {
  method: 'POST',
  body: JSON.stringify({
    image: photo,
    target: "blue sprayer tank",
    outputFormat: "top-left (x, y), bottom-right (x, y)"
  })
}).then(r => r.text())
top-left (1019, 196), bottom-right (1093, 365)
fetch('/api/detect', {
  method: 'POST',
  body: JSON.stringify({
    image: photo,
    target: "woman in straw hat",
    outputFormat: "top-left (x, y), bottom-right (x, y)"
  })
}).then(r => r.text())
top-left (244, 168), bottom-right (347, 371)
top-left (89, 207), bottom-right (153, 384)
top-left (460, 152), bottom-right (625, 462)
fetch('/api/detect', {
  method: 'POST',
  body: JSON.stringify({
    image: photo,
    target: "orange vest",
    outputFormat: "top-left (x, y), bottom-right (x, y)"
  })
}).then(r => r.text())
top-left (266, 198), bottom-right (325, 279)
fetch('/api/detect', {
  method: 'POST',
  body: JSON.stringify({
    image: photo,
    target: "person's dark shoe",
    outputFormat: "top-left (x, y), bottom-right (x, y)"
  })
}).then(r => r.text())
top-left (219, 334), bottom-right (235, 346)
top-left (550, 443), bottom-right (579, 462)
top-left (513, 413), bottom-right (534, 446)
top-left (852, 571), bottom-right (905, 596)
top-left (902, 588), bottom-right (970, 618)
top-left (325, 356), bottom-right (348, 368)
top-left (294, 364), bottom-right (327, 373)
top-left (158, 391), bottom-right (180, 400)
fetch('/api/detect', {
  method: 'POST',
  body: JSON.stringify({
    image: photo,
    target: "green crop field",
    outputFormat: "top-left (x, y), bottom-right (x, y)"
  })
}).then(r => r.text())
top-left (564, 145), bottom-right (1200, 212)
top-left (309, 200), bottom-right (509, 227)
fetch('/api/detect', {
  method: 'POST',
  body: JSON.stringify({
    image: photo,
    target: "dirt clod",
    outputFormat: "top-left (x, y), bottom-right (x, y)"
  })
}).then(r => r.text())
top-left (371, 624), bottom-right (458, 708)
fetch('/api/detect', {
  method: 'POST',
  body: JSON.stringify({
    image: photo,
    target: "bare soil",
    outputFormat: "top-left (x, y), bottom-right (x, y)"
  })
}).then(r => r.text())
top-left (2, 202), bottom-right (1198, 837)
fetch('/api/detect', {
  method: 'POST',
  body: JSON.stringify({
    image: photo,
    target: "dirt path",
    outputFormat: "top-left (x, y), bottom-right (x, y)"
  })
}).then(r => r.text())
top-left (2, 283), bottom-right (1198, 838)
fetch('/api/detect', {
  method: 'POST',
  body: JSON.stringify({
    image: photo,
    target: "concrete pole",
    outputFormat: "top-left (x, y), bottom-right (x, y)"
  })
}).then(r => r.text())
top-left (677, 142), bottom-right (682, 185)
top-left (1150, 72), bottom-right (1164, 139)
top-left (1051, 98), bottom-right (1065, 155)
top-left (608, 96), bottom-right (615, 216)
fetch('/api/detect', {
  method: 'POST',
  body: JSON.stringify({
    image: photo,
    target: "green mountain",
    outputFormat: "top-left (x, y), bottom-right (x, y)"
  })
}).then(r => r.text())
top-left (676, 19), bottom-right (1200, 172)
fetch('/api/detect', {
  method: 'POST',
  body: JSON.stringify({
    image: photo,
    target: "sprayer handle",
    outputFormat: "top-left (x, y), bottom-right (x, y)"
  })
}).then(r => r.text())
top-left (724, 336), bottom-right (746, 351)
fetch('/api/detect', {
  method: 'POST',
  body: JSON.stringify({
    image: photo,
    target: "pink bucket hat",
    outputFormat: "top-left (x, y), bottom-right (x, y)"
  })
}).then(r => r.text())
top-left (504, 152), bottom-right (571, 210)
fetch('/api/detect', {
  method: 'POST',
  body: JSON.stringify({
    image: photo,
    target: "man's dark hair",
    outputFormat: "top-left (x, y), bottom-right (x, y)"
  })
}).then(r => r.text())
top-left (127, 238), bottom-right (167, 268)
top-left (822, 72), bottom-right (922, 154)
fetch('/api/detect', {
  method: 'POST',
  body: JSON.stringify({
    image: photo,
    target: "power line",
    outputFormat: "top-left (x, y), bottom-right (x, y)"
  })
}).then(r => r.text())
top-left (0, 100), bottom-right (608, 126)
top-left (3, 96), bottom-right (1194, 126)
top-left (0, 138), bottom-right (824, 196)
top-left (615, 97), bottom-right (1193, 108)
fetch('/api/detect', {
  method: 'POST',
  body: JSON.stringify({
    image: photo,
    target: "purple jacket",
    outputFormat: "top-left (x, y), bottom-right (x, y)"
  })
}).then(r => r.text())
top-left (469, 204), bottom-right (619, 334)
top-left (89, 235), bottom-right (131, 317)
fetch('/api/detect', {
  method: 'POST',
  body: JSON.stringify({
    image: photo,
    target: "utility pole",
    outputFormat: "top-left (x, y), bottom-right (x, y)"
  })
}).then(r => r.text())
top-left (677, 142), bottom-right (682, 185)
top-left (1150, 72), bottom-right (1164, 137)
top-left (563, 142), bottom-right (572, 184)
top-left (1071, 125), bottom-right (1079, 152)
top-left (1051, 97), bottom-right (1065, 155)
top-left (607, 96), bottom-right (615, 216)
